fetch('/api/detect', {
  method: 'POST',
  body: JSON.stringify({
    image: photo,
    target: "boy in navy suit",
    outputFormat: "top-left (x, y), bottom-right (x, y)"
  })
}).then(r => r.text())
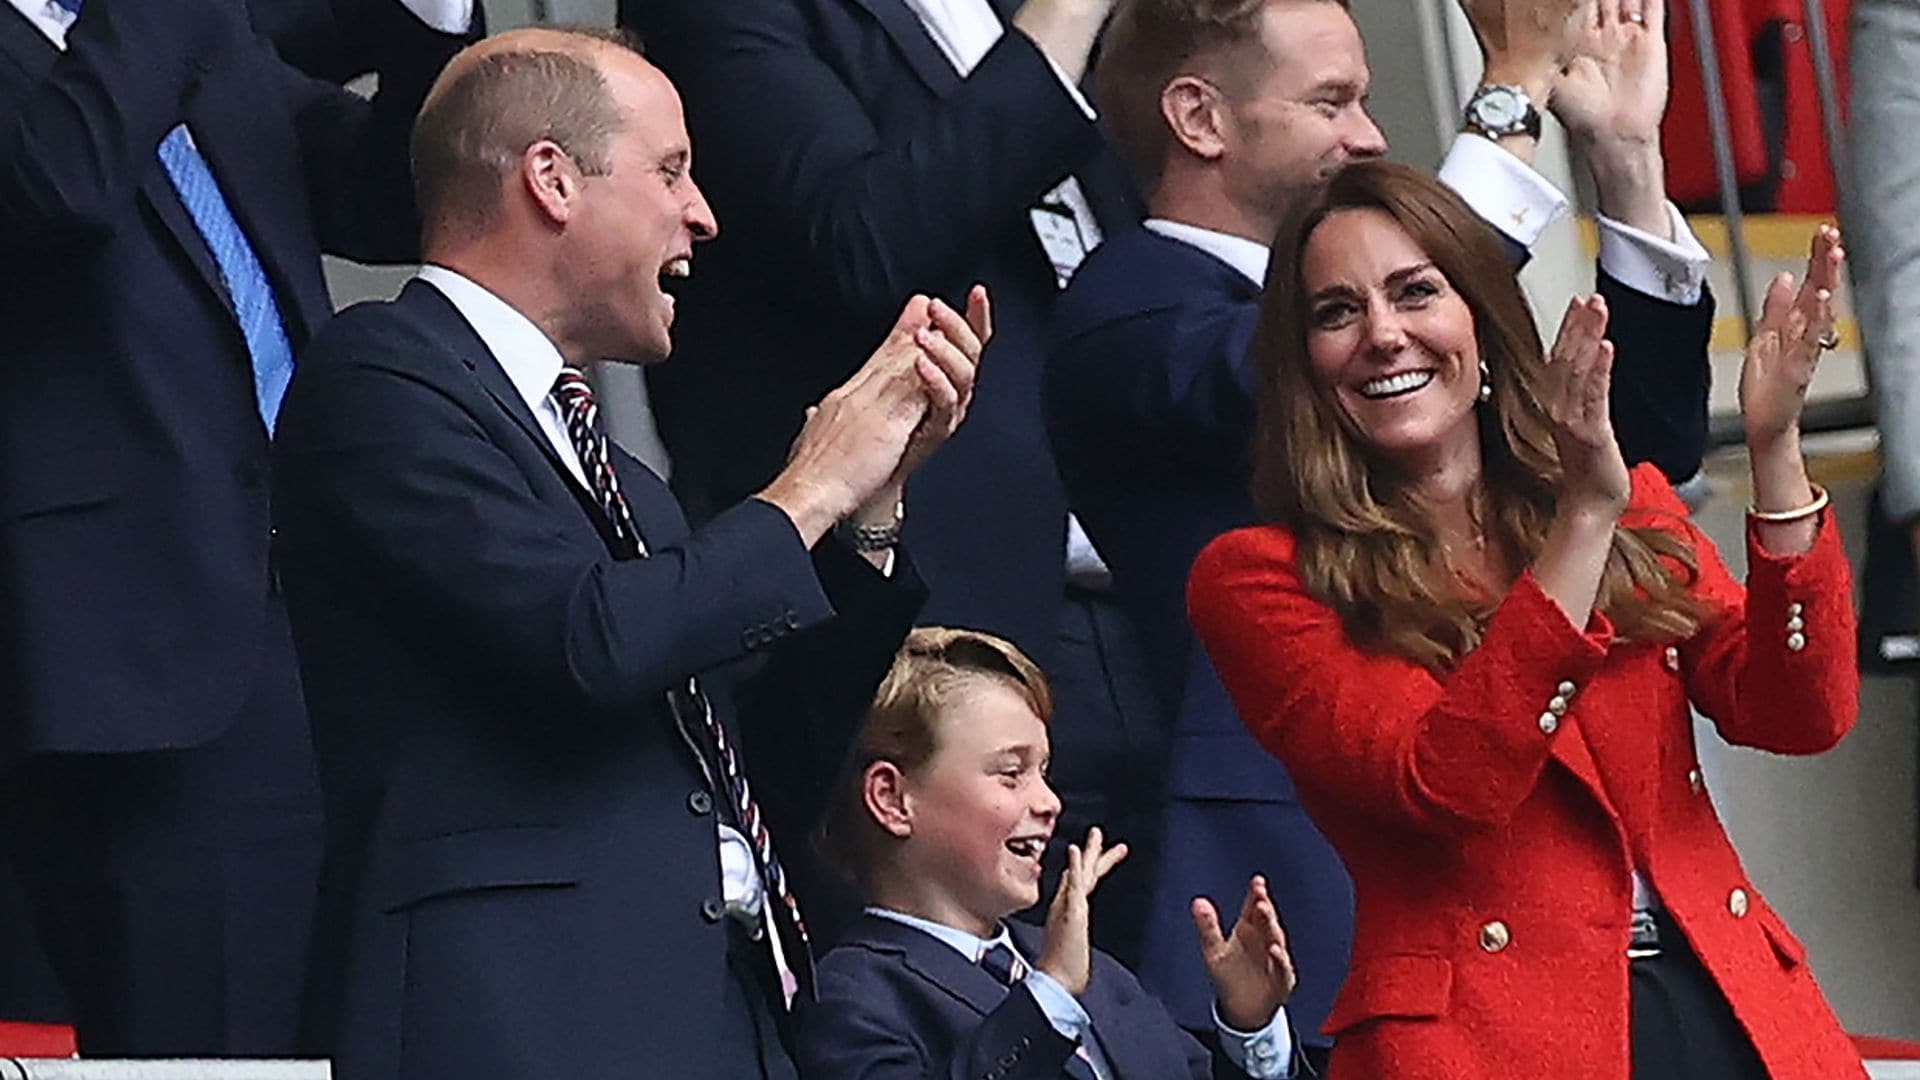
top-left (798, 627), bottom-right (1297, 1079)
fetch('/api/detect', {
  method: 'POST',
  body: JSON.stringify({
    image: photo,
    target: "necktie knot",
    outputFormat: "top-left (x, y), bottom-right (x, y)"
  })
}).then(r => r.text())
top-left (979, 942), bottom-right (1027, 988)
top-left (551, 368), bottom-right (597, 427)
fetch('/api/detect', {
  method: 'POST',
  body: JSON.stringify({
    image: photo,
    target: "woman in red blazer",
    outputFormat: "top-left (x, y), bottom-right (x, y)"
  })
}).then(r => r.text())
top-left (1187, 159), bottom-right (1864, 1079)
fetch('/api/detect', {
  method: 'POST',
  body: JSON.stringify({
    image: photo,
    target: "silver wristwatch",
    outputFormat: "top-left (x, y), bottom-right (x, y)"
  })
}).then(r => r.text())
top-left (1463, 83), bottom-right (1542, 141)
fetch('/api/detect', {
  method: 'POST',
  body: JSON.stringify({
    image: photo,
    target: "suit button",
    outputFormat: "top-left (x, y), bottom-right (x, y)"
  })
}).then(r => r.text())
top-left (1479, 920), bottom-right (1511, 953)
top-left (783, 610), bottom-right (800, 630)
top-left (1557, 680), bottom-right (1577, 697)
top-left (1688, 767), bottom-right (1704, 794)
top-left (688, 790), bottom-right (712, 815)
top-left (1547, 695), bottom-right (1569, 717)
top-left (1786, 632), bottom-right (1807, 653)
top-left (1537, 712), bottom-right (1559, 735)
top-left (1728, 888), bottom-right (1750, 918)
top-left (701, 897), bottom-right (724, 923)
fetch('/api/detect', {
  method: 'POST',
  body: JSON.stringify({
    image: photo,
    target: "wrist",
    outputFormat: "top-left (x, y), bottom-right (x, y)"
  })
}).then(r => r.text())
top-left (1478, 67), bottom-right (1557, 111)
top-left (1216, 996), bottom-right (1276, 1033)
top-left (756, 475), bottom-right (849, 549)
top-left (1581, 138), bottom-right (1671, 237)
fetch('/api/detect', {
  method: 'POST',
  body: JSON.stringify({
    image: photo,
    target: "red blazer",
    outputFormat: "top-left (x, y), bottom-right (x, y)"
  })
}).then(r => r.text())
top-left (1187, 465), bottom-right (1865, 1079)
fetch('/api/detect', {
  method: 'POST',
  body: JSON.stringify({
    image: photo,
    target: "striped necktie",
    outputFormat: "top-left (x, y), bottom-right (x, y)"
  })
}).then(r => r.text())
top-left (57, 0), bottom-right (296, 431)
top-left (979, 942), bottom-right (1100, 1080)
top-left (550, 369), bottom-right (811, 1004)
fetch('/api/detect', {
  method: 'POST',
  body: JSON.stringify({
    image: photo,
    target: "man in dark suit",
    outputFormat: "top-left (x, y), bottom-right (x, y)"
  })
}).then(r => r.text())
top-left (1044, 0), bottom-right (1717, 1062)
top-left (619, 0), bottom-right (1170, 965)
top-left (274, 28), bottom-right (985, 1079)
top-left (0, 0), bottom-right (472, 1056)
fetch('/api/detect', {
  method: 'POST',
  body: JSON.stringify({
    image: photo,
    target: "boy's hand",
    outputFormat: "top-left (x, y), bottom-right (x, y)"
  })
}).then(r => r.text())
top-left (1193, 875), bottom-right (1297, 1031)
top-left (1035, 826), bottom-right (1128, 996)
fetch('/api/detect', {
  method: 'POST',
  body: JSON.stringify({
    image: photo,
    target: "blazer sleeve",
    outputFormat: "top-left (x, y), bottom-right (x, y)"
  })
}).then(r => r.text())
top-left (1599, 269), bottom-right (1715, 483)
top-left (798, 966), bottom-right (1083, 1080)
top-left (0, 2), bottom-right (225, 247)
top-left (1630, 470), bottom-right (1860, 753)
top-left (270, 344), bottom-right (836, 723)
top-left (626, 0), bottom-right (1104, 334)
top-left (278, 1), bottom-right (472, 264)
top-left (1049, 287), bottom-right (1260, 476)
top-left (1187, 528), bottom-right (1614, 837)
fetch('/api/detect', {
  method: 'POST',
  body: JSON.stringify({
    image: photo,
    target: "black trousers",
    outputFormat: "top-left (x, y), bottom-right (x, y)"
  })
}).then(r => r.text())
top-left (0, 598), bottom-right (322, 1057)
top-left (1630, 911), bottom-right (1770, 1080)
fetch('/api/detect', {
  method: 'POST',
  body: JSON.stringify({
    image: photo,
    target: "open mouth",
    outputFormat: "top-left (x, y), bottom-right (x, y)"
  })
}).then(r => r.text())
top-left (1357, 370), bottom-right (1435, 400)
top-left (1004, 836), bottom-right (1047, 862)
top-left (660, 255), bottom-right (691, 288)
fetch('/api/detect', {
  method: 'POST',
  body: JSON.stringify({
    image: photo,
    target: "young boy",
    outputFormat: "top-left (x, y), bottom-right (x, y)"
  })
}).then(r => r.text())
top-left (799, 627), bottom-right (1297, 1078)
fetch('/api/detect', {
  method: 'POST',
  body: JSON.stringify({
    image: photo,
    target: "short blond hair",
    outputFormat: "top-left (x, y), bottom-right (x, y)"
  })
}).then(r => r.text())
top-left (816, 627), bottom-right (1053, 887)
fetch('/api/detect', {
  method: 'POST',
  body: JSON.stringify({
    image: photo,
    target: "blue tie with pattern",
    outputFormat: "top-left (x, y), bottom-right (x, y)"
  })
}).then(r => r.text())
top-left (57, 0), bottom-right (296, 432)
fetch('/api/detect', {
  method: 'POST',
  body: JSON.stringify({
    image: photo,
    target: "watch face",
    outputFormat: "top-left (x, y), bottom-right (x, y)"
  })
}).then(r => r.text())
top-left (1471, 86), bottom-right (1525, 130)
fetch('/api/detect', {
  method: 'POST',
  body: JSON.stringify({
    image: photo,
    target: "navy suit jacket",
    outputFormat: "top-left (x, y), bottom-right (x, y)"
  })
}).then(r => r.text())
top-left (619, 0), bottom-right (1138, 666)
top-left (0, 0), bottom-right (462, 765)
top-left (1042, 225), bottom-right (1716, 1038)
top-left (273, 281), bottom-right (926, 1080)
top-left (797, 914), bottom-right (1259, 1079)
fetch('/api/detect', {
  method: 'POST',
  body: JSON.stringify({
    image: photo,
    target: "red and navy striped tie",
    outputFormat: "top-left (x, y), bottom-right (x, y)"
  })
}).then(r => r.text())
top-left (551, 368), bottom-right (810, 1004)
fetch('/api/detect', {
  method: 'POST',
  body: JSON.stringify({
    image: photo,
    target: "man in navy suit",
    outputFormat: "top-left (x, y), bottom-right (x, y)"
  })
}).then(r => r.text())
top-left (1045, 0), bottom-right (1717, 1062)
top-left (0, 0), bottom-right (472, 1056)
top-left (619, 0), bottom-right (1173, 964)
top-left (274, 28), bottom-right (986, 1079)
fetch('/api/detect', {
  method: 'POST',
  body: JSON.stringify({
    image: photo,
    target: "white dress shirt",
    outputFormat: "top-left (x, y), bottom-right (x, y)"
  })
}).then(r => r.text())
top-left (867, 907), bottom-right (1296, 1079)
top-left (417, 266), bottom-right (768, 924)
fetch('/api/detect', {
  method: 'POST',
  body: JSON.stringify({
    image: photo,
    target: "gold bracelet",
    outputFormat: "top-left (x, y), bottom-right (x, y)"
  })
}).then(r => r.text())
top-left (1748, 483), bottom-right (1829, 523)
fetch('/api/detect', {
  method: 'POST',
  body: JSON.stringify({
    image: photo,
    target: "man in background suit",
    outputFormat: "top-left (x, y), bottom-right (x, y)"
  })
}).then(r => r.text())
top-left (0, 0), bottom-right (472, 1055)
top-left (274, 28), bottom-right (983, 1078)
top-left (1045, 0), bottom-right (1716, 1061)
top-left (620, 0), bottom-right (1169, 963)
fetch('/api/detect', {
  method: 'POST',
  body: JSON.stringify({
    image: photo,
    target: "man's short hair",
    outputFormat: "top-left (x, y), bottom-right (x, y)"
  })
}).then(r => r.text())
top-left (1095, 0), bottom-right (1349, 191)
top-left (410, 28), bottom-right (642, 237)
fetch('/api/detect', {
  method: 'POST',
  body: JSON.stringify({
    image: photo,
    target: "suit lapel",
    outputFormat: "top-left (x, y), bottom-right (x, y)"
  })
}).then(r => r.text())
top-left (847, 0), bottom-right (963, 98)
top-left (851, 916), bottom-right (1010, 1018)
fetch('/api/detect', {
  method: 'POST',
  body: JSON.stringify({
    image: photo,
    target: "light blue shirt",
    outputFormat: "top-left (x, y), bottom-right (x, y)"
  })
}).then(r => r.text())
top-left (866, 908), bottom-right (1295, 1079)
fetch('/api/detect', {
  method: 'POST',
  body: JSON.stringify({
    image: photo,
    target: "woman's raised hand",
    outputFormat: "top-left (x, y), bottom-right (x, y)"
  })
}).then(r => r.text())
top-left (1542, 294), bottom-right (1631, 516)
top-left (1741, 225), bottom-right (1844, 454)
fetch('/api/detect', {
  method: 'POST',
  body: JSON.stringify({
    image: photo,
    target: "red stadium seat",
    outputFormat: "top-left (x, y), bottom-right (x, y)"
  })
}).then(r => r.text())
top-left (0, 1020), bottom-right (76, 1058)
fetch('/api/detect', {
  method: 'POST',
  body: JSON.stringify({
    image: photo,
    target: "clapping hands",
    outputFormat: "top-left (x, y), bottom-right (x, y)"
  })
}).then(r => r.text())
top-left (1543, 295), bottom-right (1631, 514)
top-left (1193, 876), bottom-right (1297, 1033)
top-left (1740, 226), bottom-right (1844, 452)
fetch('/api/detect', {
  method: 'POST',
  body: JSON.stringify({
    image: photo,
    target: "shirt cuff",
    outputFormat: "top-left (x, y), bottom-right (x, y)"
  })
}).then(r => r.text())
top-left (398, 0), bottom-right (474, 34)
top-left (1023, 970), bottom-right (1093, 1040)
top-left (1596, 203), bottom-right (1711, 306)
top-left (1214, 1003), bottom-right (1296, 1079)
top-left (1436, 133), bottom-right (1569, 250)
top-left (1040, 54), bottom-right (1098, 121)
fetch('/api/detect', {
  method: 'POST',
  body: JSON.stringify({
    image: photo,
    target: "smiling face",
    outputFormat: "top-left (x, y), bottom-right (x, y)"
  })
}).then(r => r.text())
top-left (1226, 2), bottom-right (1385, 217)
top-left (1300, 207), bottom-right (1484, 467)
top-left (892, 679), bottom-right (1060, 935)
top-left (568, 52), bottom-right (716, 364)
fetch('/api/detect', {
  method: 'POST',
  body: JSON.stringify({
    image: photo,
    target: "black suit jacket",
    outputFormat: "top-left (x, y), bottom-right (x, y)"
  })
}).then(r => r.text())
top-left (620, 0), bottom-right (1137, 666)
top-left (273, 281), bottom-right (925, 1080)
top-left (0, 0), bottom-right (462, 765)
top-left (797, 914), bottom-right (1262, 1080)
top-left (1042, 224), bottom-right (1717, 1036)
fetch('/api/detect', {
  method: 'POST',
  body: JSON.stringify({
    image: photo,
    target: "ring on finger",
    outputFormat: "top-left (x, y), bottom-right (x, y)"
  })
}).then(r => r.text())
top-left (1817, 329), bottom-right (1842, 350)
top-left (1624, 9), bottom-right (1646, 23)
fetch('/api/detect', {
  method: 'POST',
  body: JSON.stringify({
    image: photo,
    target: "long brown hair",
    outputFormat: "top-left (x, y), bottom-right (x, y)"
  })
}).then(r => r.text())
top-left (1250, 159), bottom-right (1704, 671)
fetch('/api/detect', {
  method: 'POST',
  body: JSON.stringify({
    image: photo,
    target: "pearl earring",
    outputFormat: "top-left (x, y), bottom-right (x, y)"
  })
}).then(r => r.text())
top-left (1478, 360), bottom-right (1493, 403)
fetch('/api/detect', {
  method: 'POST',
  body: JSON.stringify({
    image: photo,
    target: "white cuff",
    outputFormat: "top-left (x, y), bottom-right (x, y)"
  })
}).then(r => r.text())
top-left (1041, 54), bottom-right (1098, 121)
top-left (1023, 970), bottom-right (1093, 1039)
top-left (397, 0), bottom-right (474, 35)
top-left (1437, 133), bottom-right (1569, 250)
top-left (1214, 1003), bottom-right (1296, 1079)
top-left (1596, 203), bottom-right (1711, 306)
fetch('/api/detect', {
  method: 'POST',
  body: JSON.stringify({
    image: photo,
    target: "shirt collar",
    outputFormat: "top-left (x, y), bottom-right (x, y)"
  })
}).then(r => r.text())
top-left (7, 0), bottom-right (74, 48)
top-left (1142, 218), bottom-right (1270, 286)
top-left (865, 906), bottom-right (1015, 963)
top-left (416, 264), bottom-right (570, 417)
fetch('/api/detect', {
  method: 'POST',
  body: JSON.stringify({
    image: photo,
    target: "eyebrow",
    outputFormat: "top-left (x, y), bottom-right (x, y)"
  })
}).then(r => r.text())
top-left (1308, 261), bottom-right (1437, 305)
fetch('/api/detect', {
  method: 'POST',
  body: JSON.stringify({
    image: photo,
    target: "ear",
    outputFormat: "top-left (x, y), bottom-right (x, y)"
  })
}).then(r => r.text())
top-left (520, 140), bottom-right (582, 227)
top-left (1162, 74), bottom-right (1230, 162)
top-left (862, 761), bottom-right (914, 840)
